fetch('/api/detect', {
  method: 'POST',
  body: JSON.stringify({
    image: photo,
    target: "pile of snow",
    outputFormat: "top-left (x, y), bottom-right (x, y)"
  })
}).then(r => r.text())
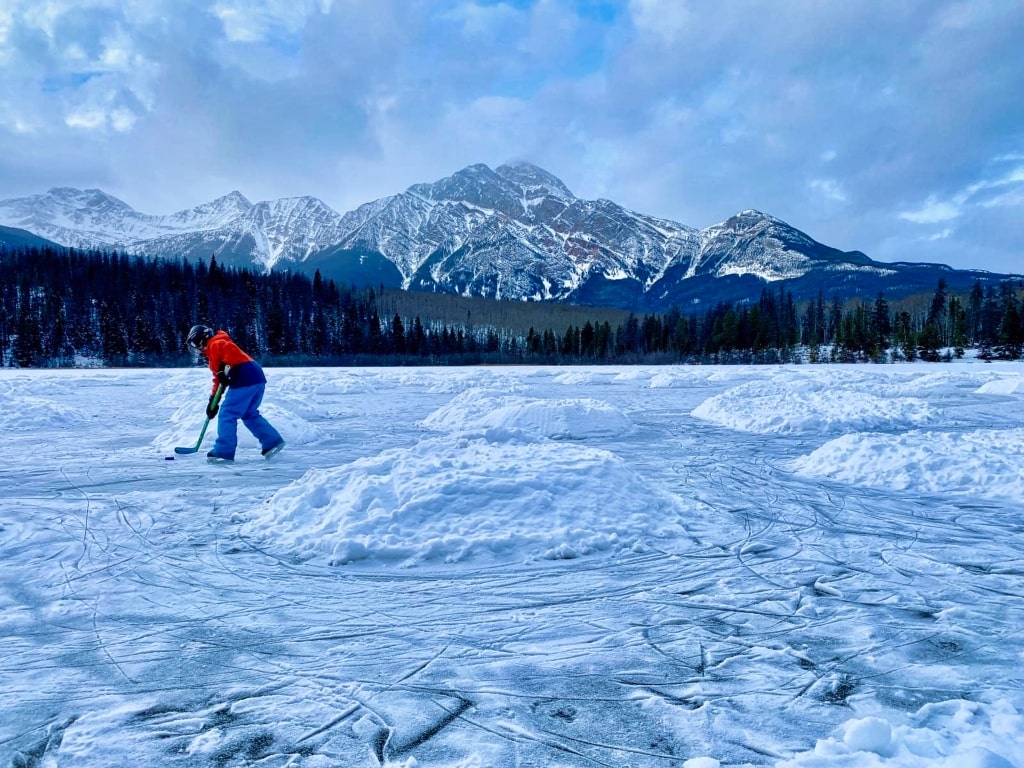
top-left (418, 368), bottom-right (528, 394)
top-left (648, 370), bottom-right (711, 388)
top-left (0, 395), bottom-right (90, 431)
top-left (691, 376), bottom-right (938, 434)
top-left (552, 369), bottom-right (611, 386)
top-left (777, 698), bottom-right (1024, 768)
top-left (421, 389), bottom-right (634, 439)
top-left (790, 428), bottom-right (1024, 500)
top-left (975, 376), bottom-right (1024, 395)
top-left (240, 431), bottom-right (689, 566)
top-left (612, 369), bottom-right (651, 383)
top-left (274, 369), bottom-right (378, 396)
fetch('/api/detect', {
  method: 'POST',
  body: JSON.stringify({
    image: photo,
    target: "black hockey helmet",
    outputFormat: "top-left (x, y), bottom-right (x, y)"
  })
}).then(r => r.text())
top-left (186, 324), bottom-right (215, 351)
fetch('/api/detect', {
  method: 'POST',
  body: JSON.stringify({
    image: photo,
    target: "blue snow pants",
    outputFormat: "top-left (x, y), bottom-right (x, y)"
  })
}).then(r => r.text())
top-left (210, 383), bottom-right (283, 460)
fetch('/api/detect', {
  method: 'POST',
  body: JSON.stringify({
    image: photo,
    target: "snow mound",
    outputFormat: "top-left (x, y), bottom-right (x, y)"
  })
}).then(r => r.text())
top-left (691, 378), bottom-right (937, 434)
top-left (975, 377), bottom-right (1024, 395)
top-left (0, 396), bottom-right (90, 431)
top-left (275, 370), bottom-right (378, 395)
top-left (777, 698), bottom-right (1024, 768)
top-left (422, 390), bottom-right (634, 439)
top-left (552, 370), bottom-right (610, 385)
top-left (240, 432), bottom-right (688, 566)
top-left (649, 370), bottom-right (710, 388)
top-left (414, 368), bottom-right (528, 394)
top-left (612, 369), bottom-right (650, 382)
top-left (790, 428), bottom-right (1024, 500)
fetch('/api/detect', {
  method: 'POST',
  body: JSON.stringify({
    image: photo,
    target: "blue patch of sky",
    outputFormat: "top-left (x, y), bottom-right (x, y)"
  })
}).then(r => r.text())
top-left (571, 0), bottom-right (621, 24)
top-left (470, 0), bottom-right (621, 20)
top-left (241, 22), bottom-right (303, 58)
top-left (41, 72), bottom-right (101, 93)
top-left (401, 0), bottom-right (616, 102)
top-left (450, 2), bottom-right (615, 99)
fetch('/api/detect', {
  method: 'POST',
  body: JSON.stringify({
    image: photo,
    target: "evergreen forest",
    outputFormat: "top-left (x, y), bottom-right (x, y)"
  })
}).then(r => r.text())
top-left (2, 245), bottom-right (1023, 368)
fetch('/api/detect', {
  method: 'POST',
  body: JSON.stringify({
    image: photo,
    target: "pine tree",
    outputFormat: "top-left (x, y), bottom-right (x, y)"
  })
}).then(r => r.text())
top-left (13, 289), bottom-right (43, 367)
top-left (948, 295), bottom-right (968, 358)
top-left (996, 298), bottom-right (1023, 359)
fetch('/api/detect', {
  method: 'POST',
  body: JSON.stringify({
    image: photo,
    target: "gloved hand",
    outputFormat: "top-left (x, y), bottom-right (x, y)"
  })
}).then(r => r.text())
top-left (206, 394), bottom-right (220, 419)
top-left (216, 370), bottom-right (230, 386)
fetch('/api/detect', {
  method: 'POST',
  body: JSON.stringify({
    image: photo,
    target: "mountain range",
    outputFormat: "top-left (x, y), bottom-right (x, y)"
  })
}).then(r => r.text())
top-left (1, 162), bottom-right (1016, 309)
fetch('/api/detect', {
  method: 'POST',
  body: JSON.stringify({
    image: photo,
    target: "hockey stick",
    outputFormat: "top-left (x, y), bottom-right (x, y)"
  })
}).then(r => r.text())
top-left (174, 384), bottom-right (225, 455)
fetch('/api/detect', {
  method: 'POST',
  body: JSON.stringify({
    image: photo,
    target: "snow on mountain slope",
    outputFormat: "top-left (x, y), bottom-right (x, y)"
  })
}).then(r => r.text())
top-left (0, 187), bottom-right (348, 269)
top-left (0, 187), bottom-right (255, 248)
top-left (330, 162), bottom-right (700, 298)
top-left (2, 163), bottom-right (1000, 308)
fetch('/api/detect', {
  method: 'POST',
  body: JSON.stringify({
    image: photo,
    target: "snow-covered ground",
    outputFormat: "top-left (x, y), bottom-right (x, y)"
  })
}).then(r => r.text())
top-left (2, 362), bottom-right (1023, 767)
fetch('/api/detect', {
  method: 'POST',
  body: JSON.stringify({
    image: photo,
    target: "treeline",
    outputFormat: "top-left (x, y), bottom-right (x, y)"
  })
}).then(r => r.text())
top-left (1, 244), bottom-right (1022, 368)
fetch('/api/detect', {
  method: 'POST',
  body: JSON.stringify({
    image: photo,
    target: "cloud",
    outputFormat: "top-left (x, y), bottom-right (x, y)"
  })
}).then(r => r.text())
top-left (0, 0), bottom-right (1021, 274)
top-left (443, 0), bottom-right (522, 40)
top-left (900, 196), bottom-right (962, 224)
top-left (900, 161), bottom-right (1024, 224)
top-left (628, 0), bottom-right (690, 44)
top-left (211, 0), bottom-right (331, 44)
top-left (809, 179), bottom-right (848, 205)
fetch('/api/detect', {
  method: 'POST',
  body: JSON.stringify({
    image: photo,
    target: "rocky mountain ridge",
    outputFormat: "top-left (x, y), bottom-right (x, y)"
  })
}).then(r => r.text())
top-left (1, 163), bottom-right (1014, 309)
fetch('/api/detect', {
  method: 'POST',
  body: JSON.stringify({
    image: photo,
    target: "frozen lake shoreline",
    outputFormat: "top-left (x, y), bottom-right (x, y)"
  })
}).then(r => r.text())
top-left (2, 363), bottom-right (1022, 767)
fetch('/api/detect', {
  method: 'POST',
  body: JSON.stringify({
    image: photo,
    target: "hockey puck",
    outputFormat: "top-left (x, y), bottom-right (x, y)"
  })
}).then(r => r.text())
top-left (165, 456), bottom-right (175, 461)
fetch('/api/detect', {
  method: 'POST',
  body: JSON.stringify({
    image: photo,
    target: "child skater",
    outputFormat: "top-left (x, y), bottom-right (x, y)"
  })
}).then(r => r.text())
top-left (186, 324), bottom-right (285, 463)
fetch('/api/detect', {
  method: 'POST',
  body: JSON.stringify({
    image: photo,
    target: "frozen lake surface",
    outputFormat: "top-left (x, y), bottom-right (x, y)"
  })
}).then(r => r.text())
top-left (2, 363), bottom-right (1022, 767)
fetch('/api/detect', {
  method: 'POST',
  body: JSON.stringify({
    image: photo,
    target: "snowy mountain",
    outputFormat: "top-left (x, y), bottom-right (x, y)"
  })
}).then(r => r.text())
top-left (0, 187), bottom-right (348, 271)
top-left (305, 163), bottom-right (1012, 308)
top-left (1, 163), bottom-right (1015, 308)
top-left (306, 162), bottom-right (704, 305)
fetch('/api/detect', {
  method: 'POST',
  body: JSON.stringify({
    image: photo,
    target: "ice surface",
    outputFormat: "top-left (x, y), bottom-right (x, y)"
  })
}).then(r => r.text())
top-left (1, 361), bottom-right (1022, 767)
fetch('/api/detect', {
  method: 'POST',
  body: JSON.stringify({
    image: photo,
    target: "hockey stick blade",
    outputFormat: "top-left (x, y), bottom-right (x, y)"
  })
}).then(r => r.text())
top-left (172, 385), bottom-right (224, 457)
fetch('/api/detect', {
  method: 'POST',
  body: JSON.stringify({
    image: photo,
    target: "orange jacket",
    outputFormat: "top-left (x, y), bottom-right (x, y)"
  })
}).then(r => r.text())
top-left (204, 331), bottom-right (258, 395)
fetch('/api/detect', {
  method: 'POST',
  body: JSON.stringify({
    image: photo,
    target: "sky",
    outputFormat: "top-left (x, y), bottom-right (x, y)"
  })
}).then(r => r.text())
top-left (0, 0), bottom-right (1022, 274)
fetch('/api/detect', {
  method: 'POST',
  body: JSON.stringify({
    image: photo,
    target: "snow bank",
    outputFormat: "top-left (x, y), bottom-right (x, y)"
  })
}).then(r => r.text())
top-left (880, 370), bottom-right (1002, 397)
top-left (421, 389), bottom-right (634, 439)
top-left (0, 395), bottom-right (90, 431)
top-left (975, 376), bottom-right (1024, 395)
top-left (648, 370), bottom-right (711, 388)
top-left (552, 369), bottom-right (612, 385)
top-left (691, 376), bottom-right (937, 434)
top-left (777, 698), bottom-right (1024, 768)
top-left (790, 428), bottom-right (1024, 500)
top-left (419, 368), bottom-right (528, 394)
top-left (240, 431), bottom-right (689, 566)
top-left (274, 370), bottom-right (378, 396)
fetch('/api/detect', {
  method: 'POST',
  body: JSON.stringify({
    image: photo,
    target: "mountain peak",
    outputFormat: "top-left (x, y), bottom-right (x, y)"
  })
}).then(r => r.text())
top-left (707, 210), bottom-right (793, 235)
top-left (45, 187), bottom-right (131, 210)
top-left (727, 209), bottom-right (775, 224)
top-left (495, 161), bottom-right (575, 199)
top-left (217, 191), bottom-right (252, 207)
